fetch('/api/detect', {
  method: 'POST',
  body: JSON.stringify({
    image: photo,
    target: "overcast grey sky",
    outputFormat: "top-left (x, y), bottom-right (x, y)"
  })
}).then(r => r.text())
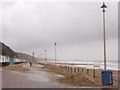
top-left (0, 0), bottom-right (118, 61)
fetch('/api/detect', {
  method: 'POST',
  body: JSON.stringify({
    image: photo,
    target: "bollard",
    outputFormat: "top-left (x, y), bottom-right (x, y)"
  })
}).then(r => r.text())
top-left (74, 67), bottom-right (75, 72)
top-left (78, 68), bottom-right (79, 72)
top-left (67, 66), bottom-right (69, 72)
top-left (66, 66), bottom-right (68, 71)
top-left (71, 67), bottom-right (73, 73)
top-left (82, 68), bottom-right (84, 72)
top-left (65, 66), bottom-right (67, 71)
top-left (87, 69), bottom-right (89, 75)
top-left (75, 67), bottom-right (77, 72)
top-left (74, 67), bottom-right (76, 72)
top-left (66, 66), bottom-right (67, 71)
top-left (93, 69), bottom-right (95, 78)
top-left (64, 66), bottom-right (66, 71)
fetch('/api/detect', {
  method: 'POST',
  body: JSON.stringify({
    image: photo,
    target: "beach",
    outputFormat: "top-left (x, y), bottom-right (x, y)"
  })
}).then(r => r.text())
top-left (38, 62), bottom-right (120, 88)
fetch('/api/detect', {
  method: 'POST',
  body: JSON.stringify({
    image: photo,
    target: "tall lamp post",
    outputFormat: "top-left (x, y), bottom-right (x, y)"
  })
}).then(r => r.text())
top-left (55, 43), bottom-right (57, 64)
top-left (32, 52), bottom-right (34, 63)
top-left (101, 2), bottom-right (107, 70)
top-left (45, 50), bottom-right (47, 63)
top-left (41, 53), bottom-right (42, 58)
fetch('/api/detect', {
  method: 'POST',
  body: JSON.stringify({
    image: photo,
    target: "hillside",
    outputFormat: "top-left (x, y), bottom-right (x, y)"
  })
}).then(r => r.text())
top-left (17, 52), bottom-right (33, 62)
top-left (0, 42), bottom-right (18, 58)
top-left (0, 42), bottom-right (41, 62)
top-left (17, 52), bottom-right (41, 62)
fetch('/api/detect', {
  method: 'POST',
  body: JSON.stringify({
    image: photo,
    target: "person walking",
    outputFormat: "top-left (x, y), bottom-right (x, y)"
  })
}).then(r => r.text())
top-left (30, 62), bottom-right (32, 67)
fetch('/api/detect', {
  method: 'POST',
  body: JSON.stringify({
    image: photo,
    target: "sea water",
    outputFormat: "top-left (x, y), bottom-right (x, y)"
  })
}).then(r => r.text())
top-left (41, 59), bottom-right (119, 70)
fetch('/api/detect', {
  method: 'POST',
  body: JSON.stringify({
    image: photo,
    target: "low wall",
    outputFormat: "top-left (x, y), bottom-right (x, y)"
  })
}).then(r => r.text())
top-left (0, 62), bottom-right (9, 67)
top-left (0, 62), bottom-right (26, 67)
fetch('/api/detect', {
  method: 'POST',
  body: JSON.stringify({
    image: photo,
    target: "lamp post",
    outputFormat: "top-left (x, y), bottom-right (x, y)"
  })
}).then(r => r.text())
top-left (101, 2), bottom-right (107, 70)
top-left (45, 50), bottom-right (47, 63)
top-left (32, 52), bottom-right (34, 62)
top-left (55, 43), bottom-right (57, 64)
top-left (41, 53), bottom-right (42, 58)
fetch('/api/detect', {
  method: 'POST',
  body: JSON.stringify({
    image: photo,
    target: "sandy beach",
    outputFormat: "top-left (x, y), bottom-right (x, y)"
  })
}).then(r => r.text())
top-left (40, 63), bottom-right (119, 88)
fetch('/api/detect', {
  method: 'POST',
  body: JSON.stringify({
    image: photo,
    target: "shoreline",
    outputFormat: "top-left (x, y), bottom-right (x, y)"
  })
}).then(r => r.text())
top-left (38, 61), bottom-right (119, 70)
top-left (39, 62), bottom-right (119, 71)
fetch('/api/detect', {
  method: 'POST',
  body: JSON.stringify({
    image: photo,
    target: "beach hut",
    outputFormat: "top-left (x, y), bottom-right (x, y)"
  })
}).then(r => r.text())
top-left (9, 58), bottom-right (15, 65)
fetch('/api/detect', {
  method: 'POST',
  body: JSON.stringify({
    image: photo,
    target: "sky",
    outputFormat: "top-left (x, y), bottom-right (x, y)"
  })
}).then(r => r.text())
top-left (0, 0), bottom-right (118, 61)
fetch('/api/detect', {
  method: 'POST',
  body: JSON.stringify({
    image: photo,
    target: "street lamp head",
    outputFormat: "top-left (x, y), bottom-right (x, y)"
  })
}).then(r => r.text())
top-left (55, 42), bottom-right (56, 46)
top-left (33, 52), bottom-right (34, 55)
top-left (101, 2), bottom-right (107, 9)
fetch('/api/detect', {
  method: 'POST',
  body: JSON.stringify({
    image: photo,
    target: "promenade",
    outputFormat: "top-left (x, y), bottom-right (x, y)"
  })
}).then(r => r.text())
top-left (1, 63), bottom-right (66, 88)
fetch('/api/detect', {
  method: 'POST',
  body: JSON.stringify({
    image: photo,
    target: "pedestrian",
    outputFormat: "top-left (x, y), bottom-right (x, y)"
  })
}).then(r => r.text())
top-left (30, 62), bottom-right (32, 67)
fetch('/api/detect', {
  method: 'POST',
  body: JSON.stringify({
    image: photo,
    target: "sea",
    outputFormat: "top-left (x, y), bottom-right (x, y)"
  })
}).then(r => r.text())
top-left (40, 59), bottom-right (119, 70)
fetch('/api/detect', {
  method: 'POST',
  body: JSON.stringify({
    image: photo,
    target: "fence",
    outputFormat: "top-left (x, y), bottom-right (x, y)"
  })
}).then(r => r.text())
top-left (57, 64), bottom-right (119, 87)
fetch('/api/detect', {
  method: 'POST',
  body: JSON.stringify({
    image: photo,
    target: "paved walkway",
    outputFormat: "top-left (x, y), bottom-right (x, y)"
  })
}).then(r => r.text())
top-left (0, 68), bottom-right (2, 89)
top-left (1, 63), bottom-right (67, 88)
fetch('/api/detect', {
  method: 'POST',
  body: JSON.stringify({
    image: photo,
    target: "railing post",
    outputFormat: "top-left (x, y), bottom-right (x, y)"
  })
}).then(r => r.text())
top-left (93, 69), bottom-right (95, 78)
top-left (82, 68), bottom-right (83, 72)
top-left (87, 69), bottom-right (89, 75)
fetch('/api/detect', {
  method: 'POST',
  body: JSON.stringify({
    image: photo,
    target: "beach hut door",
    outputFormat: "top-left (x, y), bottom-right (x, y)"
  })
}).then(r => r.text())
top-left (9, 59), bottom-right (15, 64)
